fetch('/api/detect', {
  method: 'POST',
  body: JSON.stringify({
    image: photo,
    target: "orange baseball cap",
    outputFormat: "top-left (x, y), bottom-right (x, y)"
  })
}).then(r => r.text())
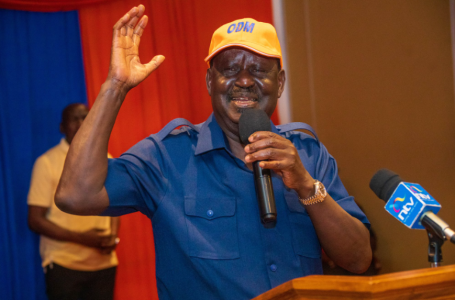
top-left (205, 18), bottom-right (283, 68)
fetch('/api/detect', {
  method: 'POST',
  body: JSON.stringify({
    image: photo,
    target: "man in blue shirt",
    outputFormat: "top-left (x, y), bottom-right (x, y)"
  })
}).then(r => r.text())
top-left (56, 5), bottom-right (372, 300)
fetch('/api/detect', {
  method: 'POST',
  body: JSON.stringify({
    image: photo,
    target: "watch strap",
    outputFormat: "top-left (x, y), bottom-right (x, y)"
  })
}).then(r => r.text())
top-left (299, 180), bottom-right (327, 206)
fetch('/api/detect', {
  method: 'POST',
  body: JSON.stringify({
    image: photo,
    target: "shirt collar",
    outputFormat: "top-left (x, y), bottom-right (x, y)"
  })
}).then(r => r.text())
top-left (195, 113), bottom-right (228, 155)
top-left (194, 113), bottom-right (280, 156)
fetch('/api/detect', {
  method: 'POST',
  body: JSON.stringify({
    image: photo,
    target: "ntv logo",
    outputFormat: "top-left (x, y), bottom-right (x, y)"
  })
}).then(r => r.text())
top-left (393, 196), bottom-right (414, 220)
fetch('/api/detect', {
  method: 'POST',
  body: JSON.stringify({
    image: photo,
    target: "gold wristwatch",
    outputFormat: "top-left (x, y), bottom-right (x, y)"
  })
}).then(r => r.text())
top-left (299, 180), bottom-right (327, 206)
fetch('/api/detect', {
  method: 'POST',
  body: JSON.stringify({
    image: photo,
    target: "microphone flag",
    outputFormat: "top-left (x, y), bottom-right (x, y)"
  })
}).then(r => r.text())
top-left (385, 182), bottom-right (441, 229)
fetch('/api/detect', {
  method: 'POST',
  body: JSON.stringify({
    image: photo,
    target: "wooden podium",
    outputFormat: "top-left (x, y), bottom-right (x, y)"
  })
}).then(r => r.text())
top-left (253, 264), bottom-right (455, 300)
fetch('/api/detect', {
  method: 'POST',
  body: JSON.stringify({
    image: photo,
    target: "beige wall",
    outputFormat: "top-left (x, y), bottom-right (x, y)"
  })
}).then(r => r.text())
top-left (283, 0), bottom-right (455, 273)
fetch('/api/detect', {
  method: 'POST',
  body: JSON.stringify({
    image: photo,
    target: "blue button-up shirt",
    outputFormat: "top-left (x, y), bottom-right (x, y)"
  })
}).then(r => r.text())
top-left (103, 113), bottom-right (369, 300)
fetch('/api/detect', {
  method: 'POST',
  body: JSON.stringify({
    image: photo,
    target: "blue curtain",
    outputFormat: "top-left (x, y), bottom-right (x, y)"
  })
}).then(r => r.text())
top-left (0, 9), bottom-right (88, 299)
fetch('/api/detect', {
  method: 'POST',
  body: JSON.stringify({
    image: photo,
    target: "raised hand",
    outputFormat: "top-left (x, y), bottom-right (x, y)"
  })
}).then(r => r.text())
top-left (244, 132), bottom-right (315, 197)
top-left (108, 5), bottom-right (165, 92)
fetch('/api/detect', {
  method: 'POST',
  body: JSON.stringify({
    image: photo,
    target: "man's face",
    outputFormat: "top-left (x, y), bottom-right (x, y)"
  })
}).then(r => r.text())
top-left (60, 104), bottom-right (88, 144)
top-left (206, 48), bottom-right (285, 140)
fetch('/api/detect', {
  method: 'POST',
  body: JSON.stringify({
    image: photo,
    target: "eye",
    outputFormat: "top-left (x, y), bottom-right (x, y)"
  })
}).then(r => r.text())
top-left (251, 68), bottom-right (269, 78)
top-left (222, 65), bottom-right (238, 75)
top-left (251, 65), bottom-right (268, 74)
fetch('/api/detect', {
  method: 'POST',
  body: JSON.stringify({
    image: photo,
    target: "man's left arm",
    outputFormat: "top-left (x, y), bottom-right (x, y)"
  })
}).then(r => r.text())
top-left (244, 131), bottom-right (372, 274)
top-left (300, 193), bottom-right (371, 273)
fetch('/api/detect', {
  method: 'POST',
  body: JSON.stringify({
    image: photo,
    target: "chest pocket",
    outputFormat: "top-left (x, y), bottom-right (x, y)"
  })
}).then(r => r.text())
top-left (184, 196), bottom-right (239, 259)
top-left (284, 189), bottom-right (321, 258)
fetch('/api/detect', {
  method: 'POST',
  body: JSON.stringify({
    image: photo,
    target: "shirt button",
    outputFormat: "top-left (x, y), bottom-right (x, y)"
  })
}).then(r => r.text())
top-left (270, 264), bottom-right (277, 272)
top-left (207, 210), bottom-right (214, 217)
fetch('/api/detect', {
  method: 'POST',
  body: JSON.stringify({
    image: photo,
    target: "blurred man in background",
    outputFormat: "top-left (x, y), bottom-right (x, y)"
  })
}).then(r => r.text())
top-left (28, 103), bottom-right (119, 300)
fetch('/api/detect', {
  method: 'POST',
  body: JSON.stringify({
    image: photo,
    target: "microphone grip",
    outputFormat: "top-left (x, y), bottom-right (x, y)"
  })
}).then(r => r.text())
top-left (253, 161), bottom-right (277, 227)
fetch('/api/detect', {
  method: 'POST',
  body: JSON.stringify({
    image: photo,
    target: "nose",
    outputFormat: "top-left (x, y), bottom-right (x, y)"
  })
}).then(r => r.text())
top-left (235, 69), bottom-right (255, 89)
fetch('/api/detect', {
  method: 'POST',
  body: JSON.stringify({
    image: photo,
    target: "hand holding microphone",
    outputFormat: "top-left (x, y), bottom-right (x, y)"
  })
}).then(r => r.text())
top-left (239, 109), bottom-right (315, 227)
top-left (239, 109), bottom-right (276, 227)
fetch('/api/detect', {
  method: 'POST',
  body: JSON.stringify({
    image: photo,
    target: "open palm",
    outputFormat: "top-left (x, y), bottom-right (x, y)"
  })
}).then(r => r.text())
top-left (108, 5), bottom-right (164, 91)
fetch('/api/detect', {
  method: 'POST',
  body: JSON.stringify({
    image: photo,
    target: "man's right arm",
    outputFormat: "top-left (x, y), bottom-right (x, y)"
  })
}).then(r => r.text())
top-left (55, 5), bottom-right (164, 215)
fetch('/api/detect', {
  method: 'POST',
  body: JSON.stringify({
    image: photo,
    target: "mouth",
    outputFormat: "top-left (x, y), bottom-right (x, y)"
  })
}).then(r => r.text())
top-left (229, 95), bottom-right (258, 108)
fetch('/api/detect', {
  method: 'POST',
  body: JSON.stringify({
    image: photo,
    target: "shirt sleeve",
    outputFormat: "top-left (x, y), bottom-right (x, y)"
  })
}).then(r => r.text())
top-left (27, 155), bottom-right (54, 208)
top-left (316, 142), bottom-right (370, 228)
top-left (102, 138), bottom-right (169, 218)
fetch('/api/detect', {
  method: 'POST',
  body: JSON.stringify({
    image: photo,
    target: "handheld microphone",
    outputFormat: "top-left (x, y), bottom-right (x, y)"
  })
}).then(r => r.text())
top-left (369, 169), bottom-right (455, 243)
top-left (239, 109), bottom-right (277, 228)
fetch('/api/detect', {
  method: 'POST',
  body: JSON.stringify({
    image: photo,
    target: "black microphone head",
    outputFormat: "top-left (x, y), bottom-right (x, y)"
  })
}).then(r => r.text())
top-left (369, 168), bottom-right (403, 201)
top-left (238, 109), bottom-right (271, 144)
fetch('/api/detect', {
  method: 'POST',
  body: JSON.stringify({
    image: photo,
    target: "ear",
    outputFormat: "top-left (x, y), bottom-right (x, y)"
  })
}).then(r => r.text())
top-left (277, 69), bottom-right (286, 99)
top-left (206, 68), bottom-right (212, 97)
top-left (59, 123), bottom-right (64, 135)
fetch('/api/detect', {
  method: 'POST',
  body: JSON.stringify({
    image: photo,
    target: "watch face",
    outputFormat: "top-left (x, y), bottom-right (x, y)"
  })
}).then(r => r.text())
top-left (299, 180), bottom-right (327, 206)
top-left (316, 181), bottom-right (327, 197)
top-left (320, 187), bottom-right (327, 197)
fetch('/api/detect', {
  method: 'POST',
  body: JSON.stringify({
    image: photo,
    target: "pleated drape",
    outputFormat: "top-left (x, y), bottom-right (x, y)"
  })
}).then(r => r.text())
top-left (0, 9), bottom-right (88, 300)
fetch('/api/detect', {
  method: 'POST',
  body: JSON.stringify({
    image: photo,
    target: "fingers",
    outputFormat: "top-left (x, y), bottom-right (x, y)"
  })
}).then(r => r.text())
top-left (246, 150), bottom-right (301, 172)
top-left (97, 236), bottom-right (112, 248)
top-left (245, 132), bottom-right (291, 153)
top-left (245, 148), bottom-right (290, 167)
top-left (113, 7), bottom-right (135, 35)
top-left (132, 15), bottom-right (148, 45)
top-left (244, 131), bottom-right (301, 170)
top-left (101, 239), bottom-right (114, 247)
top-left (144, 55), bottom-right (166, 75)
top-left (247, 131), bottom-right (278, 143)
top-left (126, 5), bottom-right (145, 37)
top-left (113, 5), bottom-right (146, 38)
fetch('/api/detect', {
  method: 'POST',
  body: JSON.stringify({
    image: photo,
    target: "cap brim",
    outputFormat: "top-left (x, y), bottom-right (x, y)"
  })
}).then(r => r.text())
top-left (204, 43), bottom-right (282, 68)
